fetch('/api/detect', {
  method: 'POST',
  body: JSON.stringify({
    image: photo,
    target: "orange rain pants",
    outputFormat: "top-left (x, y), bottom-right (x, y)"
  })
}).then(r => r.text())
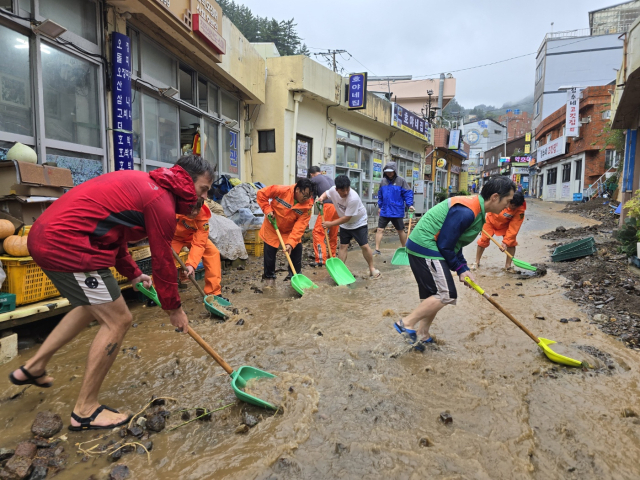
top-left (312, 203), bottom-right (338, 264)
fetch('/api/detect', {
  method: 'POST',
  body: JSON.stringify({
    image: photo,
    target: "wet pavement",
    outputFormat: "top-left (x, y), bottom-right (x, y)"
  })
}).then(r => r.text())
top-left (2, 200), bottom-right (640, 479)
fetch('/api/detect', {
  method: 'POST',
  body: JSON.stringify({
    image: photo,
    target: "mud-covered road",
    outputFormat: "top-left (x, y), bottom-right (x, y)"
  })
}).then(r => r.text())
top-left (2, 200), bottom-right (640, 479)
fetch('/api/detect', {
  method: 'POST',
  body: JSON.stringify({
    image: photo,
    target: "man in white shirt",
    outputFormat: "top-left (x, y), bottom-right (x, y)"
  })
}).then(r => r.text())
top-left (317, 175), bottom-right (381, 279)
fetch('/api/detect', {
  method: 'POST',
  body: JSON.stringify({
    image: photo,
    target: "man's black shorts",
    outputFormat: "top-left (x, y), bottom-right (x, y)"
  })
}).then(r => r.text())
top-left (339, 225), bottom-right (369, 247)
top-left (377, 216), bottom-right (405, 230)
top-left (408, 254), bottom-right (457, 304)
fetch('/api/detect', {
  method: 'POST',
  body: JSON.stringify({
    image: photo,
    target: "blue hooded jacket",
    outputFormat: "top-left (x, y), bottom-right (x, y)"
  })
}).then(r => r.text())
top-left (377, 162), bottom-right (414, 218)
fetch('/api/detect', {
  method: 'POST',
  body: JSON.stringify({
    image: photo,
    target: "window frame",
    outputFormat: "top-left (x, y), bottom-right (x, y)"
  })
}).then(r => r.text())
top-left (547, 167), bottom-right (557, 185)
top-left (258, 129), bottom-right (276, 153)
top-left (562, 163), bottom-right (571, 183)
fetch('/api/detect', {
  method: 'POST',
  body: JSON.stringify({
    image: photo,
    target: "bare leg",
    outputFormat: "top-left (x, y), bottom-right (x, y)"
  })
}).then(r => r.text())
top-left (505, 246), bottom-right (516, 269)
top-left (70, 296), bottom-right (133, 427)
top-left (360, 245), bottom-right (377, 274)
top-left (11, 306), bottom-right (96, 386)
top-left (398, 228), bottom-right (407, 247)
top-left (476, 245), bottom-right (486, 268)
top-left (338, 243), bottom-right (349, 263)
top-left (375, 228), bottom-right (384, 251)
top-left (401, 296), bottom-right (447, 339)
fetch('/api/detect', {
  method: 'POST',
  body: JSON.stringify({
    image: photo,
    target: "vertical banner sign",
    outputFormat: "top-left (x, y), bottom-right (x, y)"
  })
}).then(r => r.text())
top-left (348, 73), bottom-right (367, 110)
top-left (566, 87), bottom-right (580, 137)
top-left (448, 130), bottom-right (461, 150)
top-left (229, 130), bottom-right (238, 174)
top-left (111, 32), bottom-right (133, 171)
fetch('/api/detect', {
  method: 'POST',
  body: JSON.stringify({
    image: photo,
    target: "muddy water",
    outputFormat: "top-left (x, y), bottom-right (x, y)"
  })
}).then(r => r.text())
top-left (2, 200), bottom-right (640, 479)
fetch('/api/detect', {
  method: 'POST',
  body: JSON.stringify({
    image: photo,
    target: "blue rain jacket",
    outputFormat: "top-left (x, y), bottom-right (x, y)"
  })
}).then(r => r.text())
top-left (377, 162), bottom-right (413, 218)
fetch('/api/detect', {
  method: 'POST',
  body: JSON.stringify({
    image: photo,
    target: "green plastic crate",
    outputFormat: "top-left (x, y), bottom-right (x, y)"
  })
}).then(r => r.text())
top-left (0, 292), bottom-right (16, 313)
top-left (552, 237), bottom-right (595, 255)
top-left (551, 241), bottom-right (597, 262)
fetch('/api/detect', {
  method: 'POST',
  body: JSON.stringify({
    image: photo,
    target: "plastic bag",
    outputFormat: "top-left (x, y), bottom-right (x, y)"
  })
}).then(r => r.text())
top-left (208, 215), bottom-right (248, 260)
top-left (228, 208), bottom-right (264, 234)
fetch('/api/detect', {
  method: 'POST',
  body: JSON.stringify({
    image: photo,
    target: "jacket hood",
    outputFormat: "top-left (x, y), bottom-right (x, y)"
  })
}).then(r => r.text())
top-left (383, 162), bottom-right (398, 176)
top-left (149, 165), bottom-right (199, 216)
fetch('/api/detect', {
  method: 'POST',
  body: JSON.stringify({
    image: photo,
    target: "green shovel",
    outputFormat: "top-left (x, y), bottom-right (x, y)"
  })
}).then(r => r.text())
top-left (267, 215), bottom-right (317, 295)
top-left (481, 229), bottom-right (537, 272)
top-left (136, 282), bottom-right (277, 410)
top-left (317, 202), bottom-right (355, 286)
top-left (391, 212), bottom-right (413, 266)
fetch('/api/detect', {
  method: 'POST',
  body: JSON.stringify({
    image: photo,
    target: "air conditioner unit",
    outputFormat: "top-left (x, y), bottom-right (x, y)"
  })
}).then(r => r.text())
top-left (579, 116), bottom-right (591, 124)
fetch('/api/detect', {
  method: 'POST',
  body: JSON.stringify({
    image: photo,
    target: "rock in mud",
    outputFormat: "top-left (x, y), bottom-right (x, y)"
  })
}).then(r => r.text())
top-left (137, 441), bottom-right (152, 454)
top-left (491, 293), bottom-right (498, 297)
top-left (235, 319), bottom-right (245, 326)
top-left (4, 452), bottom-right (34, 479)
top-left (13, 443), bottom-right (36, 460)
top-left (181, 411), bottom-right (190, 421)
top-left (419, 437), bottom-right (434, 447)
top-left (29, 439), bottom-right (50, 449)
top-left (515, 282), bottom-right (523, 286)
top-left (110, 449), bottom-right (123, 462)
top-left (439, 412), bottom-right (453, 424)
top-left (242, 412), bottom-right (259, 428)
top-left (592, 314), bottom-right (608, 323)
top-left (121, 444), bottom-right (135, 454)
top-left (231, 288), bottom-right (242, 294)
top-left (0, 449), bottom-right (14, 462)
top-left (146, 415), bottom-right (165, 432)
top-left (126, 426), bottom-right (143, 438)
top-left (535, 315), bottom-right (545, 320)
top-left (234, 424), bottom-right (249, 434)
top-left (27, 465), bottom-right (47, 480)
top-left (334, 443), bottom-right (348, 455)
top-left (622, 408), bottom-right (638, 418)
top-left (556, 226), bottom-right (566, 232)
top-left (109, 464), bottom-right (130, 480)
top-left (31, 411), bottom-right (63, 438)
top-left (136, 417), bottom-right (147, 428)
top-left (569, 317), bottom-right (581, 322)
top-left (560, 318), bottom-right (569, 323)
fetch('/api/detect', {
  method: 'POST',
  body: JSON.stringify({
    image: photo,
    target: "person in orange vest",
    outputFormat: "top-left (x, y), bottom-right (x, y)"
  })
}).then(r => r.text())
top-left (173, 202), bottom-right (225, 300)
top-left (257, 179), bottom-right (316, 287)
top-left (309, 166), bottom-right (337, 267)
top-left (474, 191), bottom-right (526, 271)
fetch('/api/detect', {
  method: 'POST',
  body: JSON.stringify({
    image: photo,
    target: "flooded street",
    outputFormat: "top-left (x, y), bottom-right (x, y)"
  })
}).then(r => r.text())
top-left (2, 200), bottom-right (640, 479)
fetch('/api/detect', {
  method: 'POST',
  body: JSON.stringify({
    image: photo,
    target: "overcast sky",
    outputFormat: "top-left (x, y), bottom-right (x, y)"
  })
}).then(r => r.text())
top-left (237, 0), bottom-right (620, 110)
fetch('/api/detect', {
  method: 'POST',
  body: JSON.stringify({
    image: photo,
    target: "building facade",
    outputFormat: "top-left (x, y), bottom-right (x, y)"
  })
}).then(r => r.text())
top-left (483, 136), bottom-right (528, 184)
top-left (531, 1), bottom-right (640, 130)
top-left (533, 85), bottom-right (618, 201)
top-left (497, 111), bottom-right (532, 141)
top-left (0, 0), bottom-right (266, 184)
top-left (462, 118), bottom-right (506, 186)
top-left (424, 128), bottom-right (469, 195)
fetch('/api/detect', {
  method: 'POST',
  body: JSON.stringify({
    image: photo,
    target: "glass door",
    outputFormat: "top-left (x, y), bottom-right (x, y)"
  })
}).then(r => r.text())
top-left (349, 170), bottom-right (362, 196)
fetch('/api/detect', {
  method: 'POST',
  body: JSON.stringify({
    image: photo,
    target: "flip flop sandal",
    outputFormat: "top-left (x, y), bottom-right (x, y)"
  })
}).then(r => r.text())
top-left (68, 405), bottom-right (132, 431)
top-left (9, 366), bottom-right (53, 388)
top-left (370, 269), bottom-right (382, 279)
top-left (393, 319), bottom-right (406, 334)
top-left (401, 329), bottom-right (418, 344)
top-left (413, 337), bottom-right (435, 352)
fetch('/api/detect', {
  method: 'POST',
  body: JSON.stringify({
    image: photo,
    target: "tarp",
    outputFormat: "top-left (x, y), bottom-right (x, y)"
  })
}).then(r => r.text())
top-left (221, 183), bottom-right (262, 217)
top-left (208, 214), bottom-right (248, 260)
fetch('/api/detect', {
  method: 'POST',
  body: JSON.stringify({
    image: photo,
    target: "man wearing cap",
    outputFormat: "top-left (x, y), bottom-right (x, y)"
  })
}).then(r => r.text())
top-left (374, 162), bottom-right (414, 255)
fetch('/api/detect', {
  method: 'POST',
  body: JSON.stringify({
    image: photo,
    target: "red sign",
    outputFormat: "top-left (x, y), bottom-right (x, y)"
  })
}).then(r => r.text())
top-left (192, 14), bottom-right (226, 54)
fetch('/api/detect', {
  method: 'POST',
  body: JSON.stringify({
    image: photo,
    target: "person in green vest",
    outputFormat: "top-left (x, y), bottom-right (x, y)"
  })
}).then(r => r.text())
top-left (392, 176), bottom-right (516, 351)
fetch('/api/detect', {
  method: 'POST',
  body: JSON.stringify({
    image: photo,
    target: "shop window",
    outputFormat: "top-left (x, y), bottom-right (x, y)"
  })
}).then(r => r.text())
top-left (362, 137), bottom-right (372, 148)
top-left (179, 66), bottom-right (193, 105)
top-left (562, 163), bottom-right (571, 183)
top-left (141, 37), bottom-right (176, 88)
top-left (373, 140), bottom-right (383, 151)
top-left (143, 93), bottom-right (178, 163)
top-left (345, 145), bottom-right (358, 168)
top-left (42, 45), bottom-right (101, 147)
top-left (258, 130), bottom-right (275, 153)
top-left (574, 160), bottom-right (582, 181)
top-left (221, 91), bottom-right (239, 121)
top-left (40, 0), bottom-right (97, 44)
top-left (179, 109), bottom-right (200, 155)
top-left (547, 167), bottom-right (557, 185)
top-left (198, 77), bottom-right (207, 111)
top-left (0, 25), bottom-right (33, 137)
top-left (337, 128), bottom-right (349, 138)
top-left (361, 149), bottom-right (372, 179)
top-left (130, 29), bottom-right (139, 76)
top-left (19, 0), bottom-right (31, 13)
top-left (605, 149), bottom-right (618, 169)
top-left (45, 148), bottom-right (103, 185)
top-left (201, 117), bottom-right (218, 171)
top-left (222, 126), bottom-right (240, 176)
top-left (207, 82), bottom-right (218, 116)
top-left (132, 91), bottom-right (140, 158)
top-left (336, 143), bottom-right (345, 166)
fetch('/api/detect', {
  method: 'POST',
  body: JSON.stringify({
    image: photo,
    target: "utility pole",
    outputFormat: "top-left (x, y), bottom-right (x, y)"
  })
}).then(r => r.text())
top-left (315, 49), bottom-right (347, 72)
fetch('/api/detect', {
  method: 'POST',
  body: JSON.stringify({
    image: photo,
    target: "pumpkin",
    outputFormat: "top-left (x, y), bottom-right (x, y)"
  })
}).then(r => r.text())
top-left (3, 227), bottom-right (29, 257)
top-left (0, 219), bottom-right (15, 240)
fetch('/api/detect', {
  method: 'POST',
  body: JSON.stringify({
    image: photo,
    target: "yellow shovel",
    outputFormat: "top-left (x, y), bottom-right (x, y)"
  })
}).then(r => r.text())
top-left (465, 278), bottom-right (583, 367)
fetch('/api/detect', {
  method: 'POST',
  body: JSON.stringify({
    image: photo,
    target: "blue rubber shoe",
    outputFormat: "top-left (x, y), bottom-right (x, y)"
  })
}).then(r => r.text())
top-left (413, 337), bottom-right (435, 352)
top-left (401, 329), bottom-right (417, 344)
top-left (393, 319), bottom-right (406, 334)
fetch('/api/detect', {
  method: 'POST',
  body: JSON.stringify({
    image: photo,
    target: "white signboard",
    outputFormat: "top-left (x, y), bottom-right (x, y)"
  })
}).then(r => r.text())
top-left (562, 182), bottom-right (571, 198)
top-left (548, 185), bottom-right (557, 198)
top-left (565, 88), bottom-right (580, 137)
top-left (538, 136), bottom-right (566, 162)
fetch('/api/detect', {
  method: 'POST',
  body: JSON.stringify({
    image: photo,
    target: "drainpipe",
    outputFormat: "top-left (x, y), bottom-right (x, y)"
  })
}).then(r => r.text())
top-left (437, 73), bottom-right (445, 120)
top-left (289, 92), bottom-right (304, 183)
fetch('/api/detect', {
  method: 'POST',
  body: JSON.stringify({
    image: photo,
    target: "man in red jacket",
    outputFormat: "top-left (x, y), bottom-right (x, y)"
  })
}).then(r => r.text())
top-left (9, 155), bottom-right (214, 432)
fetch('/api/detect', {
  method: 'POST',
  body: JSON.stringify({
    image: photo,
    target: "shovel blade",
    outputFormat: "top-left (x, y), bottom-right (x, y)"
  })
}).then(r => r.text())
top-left (326, 258), bottom-right (356, 285)
top-left (291, 274), bottom-right (318, 296)
top-left (391, 247), bottom-right (410, 266)
top-left (204, 295), bottom-right (232, 319)
top-left (537, 337), bottom-right (583, 367)
top-left (513, 258), bottom-right (537, 271)
top-left (231, 366), bottom-right (278, 410)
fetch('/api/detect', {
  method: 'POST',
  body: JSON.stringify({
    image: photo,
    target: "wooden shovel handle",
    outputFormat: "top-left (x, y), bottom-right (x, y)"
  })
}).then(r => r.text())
top-left (274, 226), bottom-right (297, 275)
top-left (320, 209), bottom-right (333, 259)
top-left (482, 229), bottom-right (514, 259)
top-left (187, 326), bottom-right (234, 375)
top-left (172, 250), bottom-right (207, 298)
top-left (407, 213), bottom-right (413, 236)
top-left (483, 293), bottom-right (540, 344)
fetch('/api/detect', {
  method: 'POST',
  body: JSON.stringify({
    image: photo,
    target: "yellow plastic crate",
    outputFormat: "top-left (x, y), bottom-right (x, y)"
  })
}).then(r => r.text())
top-left (244, 240), bottom-right (264, 257)
top-left (1, 257), bottom-right (61, 306)
top-left (129, 246), bottom-right (151, 261)
top-left (244, 228), bottom-right (261, 243)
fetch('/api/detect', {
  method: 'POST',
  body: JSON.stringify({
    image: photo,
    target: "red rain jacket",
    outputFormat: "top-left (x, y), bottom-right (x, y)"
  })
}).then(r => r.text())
top-left (28, 166), bottom-right (198, 310)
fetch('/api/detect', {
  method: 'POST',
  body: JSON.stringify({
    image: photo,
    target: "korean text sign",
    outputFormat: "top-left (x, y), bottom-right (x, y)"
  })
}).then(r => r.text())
top-left (391, 103), bottom-right (429, 142)
top-left (112, 32), bottom-right (133, 170)
top-left (565, 88), bottom-right (580, 137)
top-left (348, 73), bottom-right (367, 110)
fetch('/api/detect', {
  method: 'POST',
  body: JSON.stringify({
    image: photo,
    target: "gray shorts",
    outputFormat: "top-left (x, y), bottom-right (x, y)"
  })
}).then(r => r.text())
top-left (43, 269), bottom-right (122, 307)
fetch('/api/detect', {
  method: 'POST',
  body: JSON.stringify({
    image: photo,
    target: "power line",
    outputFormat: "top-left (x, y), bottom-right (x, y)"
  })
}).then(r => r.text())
top-left (312, 49), bottom-right (347, 72)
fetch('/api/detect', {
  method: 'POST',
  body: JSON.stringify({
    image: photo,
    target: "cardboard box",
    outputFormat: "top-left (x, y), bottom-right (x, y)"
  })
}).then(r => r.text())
top-left (0, 196), bottom-right (55, 224)
top-left (0, 161), bottom-right (73, 198)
